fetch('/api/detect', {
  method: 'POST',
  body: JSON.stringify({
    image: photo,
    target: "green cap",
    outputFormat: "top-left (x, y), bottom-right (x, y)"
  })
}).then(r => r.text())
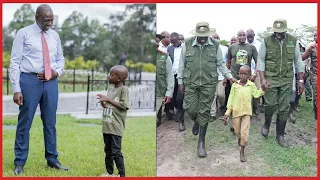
top-left (190, 22), bottom-right (216, 37)
top-left (271, 19), bottom-right (288, 33)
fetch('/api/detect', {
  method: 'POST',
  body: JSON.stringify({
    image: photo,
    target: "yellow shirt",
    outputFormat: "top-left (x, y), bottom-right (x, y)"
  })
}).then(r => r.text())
top-left (225, 80), bottom-right (264, 118)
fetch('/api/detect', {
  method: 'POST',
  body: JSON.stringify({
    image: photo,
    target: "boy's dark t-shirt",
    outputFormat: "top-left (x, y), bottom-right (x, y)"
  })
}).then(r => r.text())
top-left (227, 43), bottom-right (258, 79)
top-left (102, 86), bottom-right (129, 137)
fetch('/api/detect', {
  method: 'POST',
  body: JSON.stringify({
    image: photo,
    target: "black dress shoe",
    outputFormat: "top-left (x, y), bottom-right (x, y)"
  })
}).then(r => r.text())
top-left (14, 165), bottom-right (24, 175)
top-left (47, 162), bottom-right (69, 171)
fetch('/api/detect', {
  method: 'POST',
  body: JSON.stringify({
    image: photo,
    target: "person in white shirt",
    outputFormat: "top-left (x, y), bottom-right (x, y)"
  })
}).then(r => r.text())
top-left (246, 29), bottom-right (263, 115)
top-left (167, 32), bottom-right (186, 131)
top-left (211, 33), bottom-right (228, 118)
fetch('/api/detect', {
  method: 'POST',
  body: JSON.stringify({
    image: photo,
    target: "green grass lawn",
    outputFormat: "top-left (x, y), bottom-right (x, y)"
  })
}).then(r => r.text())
top-left (2, 115), bottom-right (156, 177)
top-left (3, 80), bottom-right (93, 95)
top-left (2, 72), bottom-right (107, 95)
top-left (185, 98), bottom-right (317, 176)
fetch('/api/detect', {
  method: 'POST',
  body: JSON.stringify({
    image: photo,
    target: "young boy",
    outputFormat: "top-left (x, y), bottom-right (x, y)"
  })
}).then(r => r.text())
top-left (223, 65), bottom-right (264, 162)
top-left (97, 65), bottom-right (129, 177)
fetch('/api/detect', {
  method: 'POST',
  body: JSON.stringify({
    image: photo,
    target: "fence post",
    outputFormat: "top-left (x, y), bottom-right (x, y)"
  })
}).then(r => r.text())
top-left (154, 82), bottom-right (156, 111)
top-left (139, 66), bottom-right (142, 84)
top-left (73, 68), bottom-right (76, 92)
top-left (128, 67), bottom-right (131, 81)
top-left (91, 68), bottom-right (94, 91)
top-left (86, 75), bottom-right (90, 114)
top-left (7, 68), bottom-right (9, 95)
top-left (134, 67), bottom-right (137, 81)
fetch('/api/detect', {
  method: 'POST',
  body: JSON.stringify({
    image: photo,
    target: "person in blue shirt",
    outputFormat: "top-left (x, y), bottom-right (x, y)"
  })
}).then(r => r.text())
top-left (9, 4), bottom-right (68, 175)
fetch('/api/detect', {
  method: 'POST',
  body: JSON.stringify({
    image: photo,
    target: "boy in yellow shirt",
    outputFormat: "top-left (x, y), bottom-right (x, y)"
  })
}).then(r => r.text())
top-left (224, 65), bottom-right (264, 162)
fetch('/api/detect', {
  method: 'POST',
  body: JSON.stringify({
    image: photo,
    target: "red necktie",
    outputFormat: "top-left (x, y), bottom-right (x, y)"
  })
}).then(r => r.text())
top-left (41, 31), bottom-right (52, 80)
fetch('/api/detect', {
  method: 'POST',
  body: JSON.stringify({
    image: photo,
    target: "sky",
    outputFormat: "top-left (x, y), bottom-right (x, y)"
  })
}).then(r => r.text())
top-left (2, 3), bottom-right (127, 27)
top-left (157, 3), bottom-right (317, 41)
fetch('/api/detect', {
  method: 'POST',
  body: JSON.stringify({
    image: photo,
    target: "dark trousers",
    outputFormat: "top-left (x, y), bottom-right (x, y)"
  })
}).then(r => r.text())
top-left (14, 73), bottom-right (59, 166)
top-left (164, 74), bottom-right (183, 112)
top-left (103, 133), bottom-right (125, 176)
top-left (304, 71), bottom-right (313, 99)
top-left (293, 74), bottom-right (301, 108)
top-left (223, 79), bottom-right (231, 111)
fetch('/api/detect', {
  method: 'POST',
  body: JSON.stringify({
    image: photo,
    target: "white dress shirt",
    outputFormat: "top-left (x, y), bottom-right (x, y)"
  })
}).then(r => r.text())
top-left (172, 44), bottom-right (183, 75)
top-left (247, 40), bottom-right (261, 74)
top-left (217, 45), bottom-right (228, 80)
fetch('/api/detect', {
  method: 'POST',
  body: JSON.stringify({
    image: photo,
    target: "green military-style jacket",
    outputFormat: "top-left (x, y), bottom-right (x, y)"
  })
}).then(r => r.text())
top-left (264, 33), bottom-right (297, 80)
top-left (177, 36), bottom-right (232, 86)
top-left (156, 51), bottom-right (174, 98)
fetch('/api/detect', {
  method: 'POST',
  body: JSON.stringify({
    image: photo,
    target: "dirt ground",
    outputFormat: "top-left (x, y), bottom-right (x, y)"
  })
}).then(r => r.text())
top-left (156, 109), bottom-right (317, 177)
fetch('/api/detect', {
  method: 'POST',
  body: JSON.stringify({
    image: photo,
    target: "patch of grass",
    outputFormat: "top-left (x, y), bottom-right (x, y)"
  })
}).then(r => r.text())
top-left (248, 99), bottom-right (317, 176)
top-left (2, 116), bottom-right (18, 125)
top-left (184, 98), bottom-right (317, 176)
top-left (2, 115), bottom-right (156, 177)
top-left (74, 119), bottom-right (102, 125)
top-left (2, 75), bottom-right (106, 95)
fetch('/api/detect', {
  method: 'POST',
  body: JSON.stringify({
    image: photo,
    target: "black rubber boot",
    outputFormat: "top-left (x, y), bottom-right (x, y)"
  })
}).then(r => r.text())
top-left (261, 116), bottom-right (272, 137)
top-left (289, 102), bottom-right (296, 124)
top-left (197, 123), bottom-right (208, 157)
top-left (276, 120), bottom-right (289, 148)
top-left (192, 121), bottom-right (199, 135)
top-left (156, 108), bottom-right (162, 127)
top-left (177, 109), bottom-right (186, 132)
top-left (166, 110), bottom-right (174, 121)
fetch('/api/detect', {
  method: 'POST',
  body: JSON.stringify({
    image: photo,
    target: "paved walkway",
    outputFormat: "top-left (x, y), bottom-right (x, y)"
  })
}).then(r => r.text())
top-left (3, 72), bottom-right (155, 118)
top-left (3, 92), bottom-right (155, 119)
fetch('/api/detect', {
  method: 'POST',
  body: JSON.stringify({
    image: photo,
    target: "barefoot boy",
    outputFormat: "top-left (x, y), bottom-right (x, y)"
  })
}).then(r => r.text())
top-left (223, 65), bottom-right (264, 162)
top-left (97, 65), bottom-right (129, 177)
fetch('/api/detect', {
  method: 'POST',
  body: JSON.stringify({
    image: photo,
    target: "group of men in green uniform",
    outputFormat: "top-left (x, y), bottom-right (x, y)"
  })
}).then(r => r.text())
top-left (156, 19), bottom-right (317, 157)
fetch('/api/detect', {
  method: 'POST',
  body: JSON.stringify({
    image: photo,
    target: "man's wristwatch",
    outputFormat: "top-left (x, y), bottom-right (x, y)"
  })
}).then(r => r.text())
top-left (298, 79), bottom-right (304, 83)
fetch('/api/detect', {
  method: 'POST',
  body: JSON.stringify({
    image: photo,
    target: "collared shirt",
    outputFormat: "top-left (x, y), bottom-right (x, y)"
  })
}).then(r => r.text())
top-left (257, 35), bottom-right (304, 73)
top-left (247, 40), bottom-right (261, 74)
top-left (225, 80), bottom-right (264, 118)
top-left (158, 41), bottom-right (168, 54)
top-left (9, 22), bottom-right (65, 93)
top-left (217, 44), bottom-right (228, 80)
top-left (172, 44), bottom-right (183, 75)
top-left (165, 55), bottom-right (174, 98)
top-left (177, 37), bottom-right (232, 84)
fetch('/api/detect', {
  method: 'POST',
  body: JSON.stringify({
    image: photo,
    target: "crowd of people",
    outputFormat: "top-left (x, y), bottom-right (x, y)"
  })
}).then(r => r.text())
top-left (156, 20), bottom-right (317, 162)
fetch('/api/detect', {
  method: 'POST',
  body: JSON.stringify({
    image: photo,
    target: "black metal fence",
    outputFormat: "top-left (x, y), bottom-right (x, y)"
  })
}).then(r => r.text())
top-left (85, 76), bottom-right (155, 114)
top-left (2, 67), bottom-right (142, 95)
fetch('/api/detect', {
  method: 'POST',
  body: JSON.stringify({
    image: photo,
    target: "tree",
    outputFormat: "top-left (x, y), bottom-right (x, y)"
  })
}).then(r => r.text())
top-left (3, 51), bottom-right (11, 68)
top-left (82, 19), bottom-right (115, 67)
top-left (3, 4), bottom-right (35, 53)
top-left (8, 4), bottom-right (35, 35)
top-left (60, 11), bottom-right (89, 60)
top-left (106, 4), bottom-right (156, 64)
top-left (220, 40), bottom-right (229, 46)
top-left (2, 27), bottom-right (14, 53)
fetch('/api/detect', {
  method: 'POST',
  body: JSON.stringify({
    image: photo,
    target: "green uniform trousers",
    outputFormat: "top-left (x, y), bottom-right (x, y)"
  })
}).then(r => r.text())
top-left (183, 84), bottom-right (216, 126)
top-left (264, 80), bottom-right (292, 122)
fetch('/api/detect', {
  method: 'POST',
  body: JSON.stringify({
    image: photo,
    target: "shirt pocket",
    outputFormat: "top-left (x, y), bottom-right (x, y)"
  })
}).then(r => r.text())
top-left (206, 47), bottom-right (217, 67)
top-left (266, 48), bottom-right (277, 60)
top-left (265, 61), bottom-right (276, 72)
top-left (185, 51), bottom-right (195, 68)
top-left (286, 47), bottom-right (295, 60)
